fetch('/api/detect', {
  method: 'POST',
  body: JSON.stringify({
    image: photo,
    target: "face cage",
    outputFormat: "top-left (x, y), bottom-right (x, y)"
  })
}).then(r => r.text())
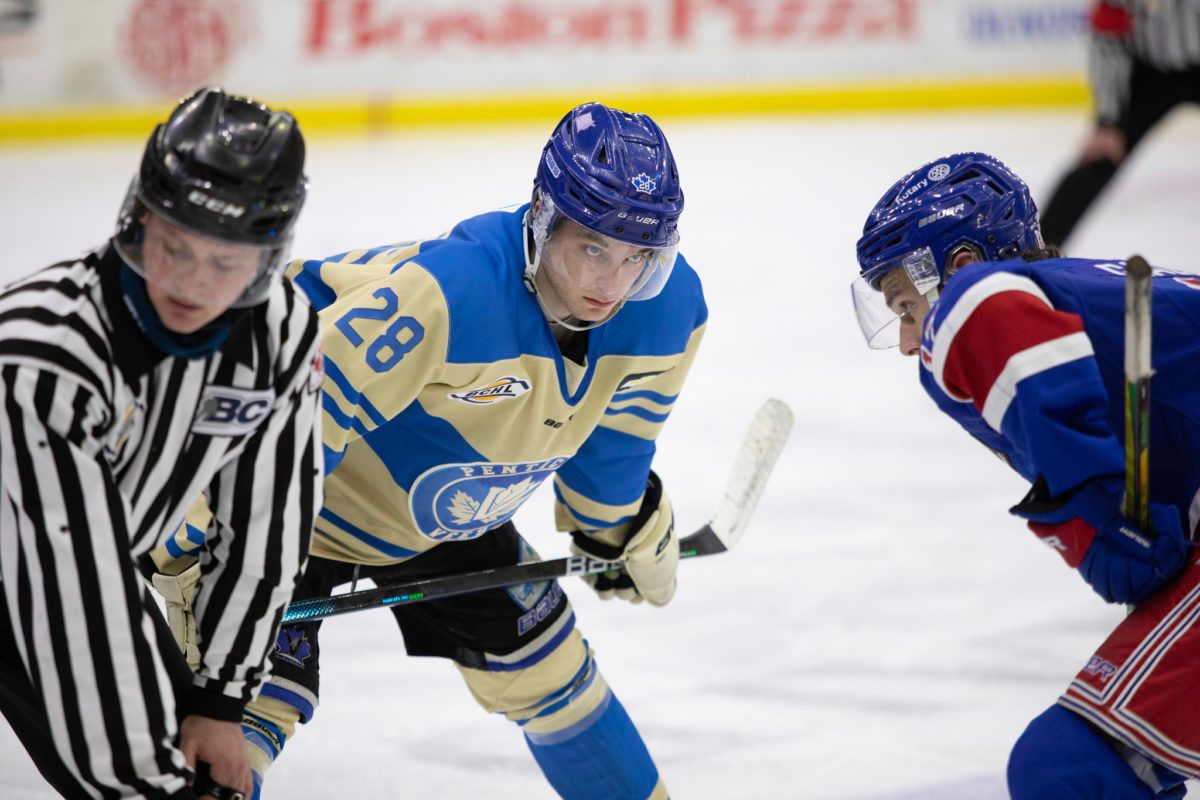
top-left (113, 183), bottom-right (289, 309)
top-left (523, 193), bottom-right (679, 306)
top-left (851, 246), bottom-right (940, 349)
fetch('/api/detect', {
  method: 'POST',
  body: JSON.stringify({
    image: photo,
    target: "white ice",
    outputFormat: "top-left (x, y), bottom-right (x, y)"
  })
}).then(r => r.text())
top-left (1, 108), bottom-right (1199, 799)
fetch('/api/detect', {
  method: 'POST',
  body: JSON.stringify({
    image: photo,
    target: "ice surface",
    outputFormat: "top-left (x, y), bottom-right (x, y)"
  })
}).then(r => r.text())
top-left (1, 108), bottom-right (1198, 799)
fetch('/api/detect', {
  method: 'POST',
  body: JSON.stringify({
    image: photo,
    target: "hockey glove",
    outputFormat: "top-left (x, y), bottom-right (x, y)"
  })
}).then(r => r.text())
top-left (570, 470), bottom-right (678, 607)
top-left (151, 561), bottom-right (202, 670)
top-left (1012, 478), bottom-right (1191, 605)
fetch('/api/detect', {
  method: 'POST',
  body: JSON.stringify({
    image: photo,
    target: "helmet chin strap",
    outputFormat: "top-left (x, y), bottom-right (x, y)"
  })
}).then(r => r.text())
top-left (533, 288), bottom-right (625, 332)
top-left (522, 208), bottom-right (624, 332)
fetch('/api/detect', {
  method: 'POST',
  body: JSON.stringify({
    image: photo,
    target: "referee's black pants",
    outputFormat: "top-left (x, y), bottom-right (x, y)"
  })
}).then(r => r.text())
top-left (1040, 61), bottom-right (1200, 247)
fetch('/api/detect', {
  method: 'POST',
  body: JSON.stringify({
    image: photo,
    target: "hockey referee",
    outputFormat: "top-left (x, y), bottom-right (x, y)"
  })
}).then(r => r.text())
top-left (0, 88), bottom-right (323, 799)
top-left (1040, 0), bottom-right (1200, 247)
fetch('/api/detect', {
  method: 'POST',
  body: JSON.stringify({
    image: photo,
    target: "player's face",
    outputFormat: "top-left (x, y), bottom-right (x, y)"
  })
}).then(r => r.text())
top-left (878, 267), bottom-right (931, 357)
top-left (537, 219), bottom-right (653, 322)
top-left (140, 213), bottom-right (263, 334)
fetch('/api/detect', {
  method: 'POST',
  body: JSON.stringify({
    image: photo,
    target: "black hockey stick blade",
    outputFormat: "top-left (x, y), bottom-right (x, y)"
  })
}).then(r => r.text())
top-left (282, 398), bottom-right (794, 624)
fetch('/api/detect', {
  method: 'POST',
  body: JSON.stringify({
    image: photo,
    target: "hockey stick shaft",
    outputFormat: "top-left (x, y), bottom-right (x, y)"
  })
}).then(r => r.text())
top-left (1124, 255), bottom-right (1152, 530)
top-left (282, 527), bottom-right (711, 623)
top-left (282, 399), bottom-right (794, 624)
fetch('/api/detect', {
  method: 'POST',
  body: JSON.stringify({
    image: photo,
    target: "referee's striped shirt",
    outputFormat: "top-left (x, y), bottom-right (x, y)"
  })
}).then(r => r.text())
top-left (1089, 0), bottom-right (1200, 123)
top-left (0, 245), bottom-right (322, 797)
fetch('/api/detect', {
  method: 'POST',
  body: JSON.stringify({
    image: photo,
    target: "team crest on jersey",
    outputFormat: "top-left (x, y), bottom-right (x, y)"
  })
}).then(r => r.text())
top-left (274, 626), bottom-right (312, 667)
top-left (193, 386), bottom-right (274, 436)
top-left (449, 376), bottom-right (531, 405)
top-left (409, 456), bottom-right (569, 541)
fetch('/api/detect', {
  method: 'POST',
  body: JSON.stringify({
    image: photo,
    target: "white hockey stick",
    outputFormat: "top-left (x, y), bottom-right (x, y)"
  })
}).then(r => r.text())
top-left (282, 398), bottom-right (794, 623)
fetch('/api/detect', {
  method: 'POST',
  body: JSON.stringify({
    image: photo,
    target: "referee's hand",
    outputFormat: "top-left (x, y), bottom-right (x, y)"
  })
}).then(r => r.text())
top-left (180, 715), bottom-right (253, 799)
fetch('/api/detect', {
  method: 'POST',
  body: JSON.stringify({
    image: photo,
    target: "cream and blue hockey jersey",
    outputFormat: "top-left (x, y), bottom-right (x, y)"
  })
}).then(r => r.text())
top-left (287, 205), bottom-right (706, 566)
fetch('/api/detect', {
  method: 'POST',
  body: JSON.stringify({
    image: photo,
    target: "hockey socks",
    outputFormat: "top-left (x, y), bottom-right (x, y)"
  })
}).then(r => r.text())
top-left (1008, 704), bottom-right (1186, 799)
top-left (525, 689), bottom-right (664, 800)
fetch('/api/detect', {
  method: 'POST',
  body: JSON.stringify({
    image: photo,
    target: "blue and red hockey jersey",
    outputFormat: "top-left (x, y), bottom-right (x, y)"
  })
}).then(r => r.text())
top-left (918, 256), bottom-right (1200, 534)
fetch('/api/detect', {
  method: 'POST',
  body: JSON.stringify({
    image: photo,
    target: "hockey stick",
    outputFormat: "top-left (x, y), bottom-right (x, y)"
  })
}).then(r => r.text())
top-left (195, 762), bottom-right (244, 800)
top-left (281, 398), bottom-right (794, 623)
top-left (1123, 255), bottom-right (1153, 530)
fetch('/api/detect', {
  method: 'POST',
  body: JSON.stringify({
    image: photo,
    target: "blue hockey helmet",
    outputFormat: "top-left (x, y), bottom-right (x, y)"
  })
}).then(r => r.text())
top-left (851, 152), bottom-right (1042, 348)
top-left (525, 102), bottom-right (684, 312)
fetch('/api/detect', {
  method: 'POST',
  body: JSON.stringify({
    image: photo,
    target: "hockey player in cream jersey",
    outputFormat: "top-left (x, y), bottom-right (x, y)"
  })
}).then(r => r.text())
top-left (161, 102), bottom-right (707, 798)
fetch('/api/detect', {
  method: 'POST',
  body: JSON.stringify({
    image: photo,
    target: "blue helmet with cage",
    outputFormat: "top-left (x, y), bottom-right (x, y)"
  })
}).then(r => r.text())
top-left (856, 152), bottom-right (1041, 288)
top-left (525, 101), bottom-right (684, 308)
top-left (851, 152), bottom-right (1042, 349)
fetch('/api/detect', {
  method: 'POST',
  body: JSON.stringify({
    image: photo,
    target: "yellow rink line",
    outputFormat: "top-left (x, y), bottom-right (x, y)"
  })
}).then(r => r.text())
top-left (0, 77), bottom-right (1089, 144)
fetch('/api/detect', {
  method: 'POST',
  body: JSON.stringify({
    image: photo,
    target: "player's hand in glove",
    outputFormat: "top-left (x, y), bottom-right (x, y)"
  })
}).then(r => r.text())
top-left (1012, 477), bottom-right (1192, 605)
top-left (570, 470), bottom-right (678, 606)
top-left (151, 560), bottom-right (202, 670)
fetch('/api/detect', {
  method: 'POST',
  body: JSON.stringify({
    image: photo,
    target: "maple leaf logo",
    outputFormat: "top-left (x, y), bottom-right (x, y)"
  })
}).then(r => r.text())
top-left (631, 172), bottom-right (657, 194)
top-left (448, 490), bottom-right (481, 526)
top-left (474, 478), bottom-right (538, 523)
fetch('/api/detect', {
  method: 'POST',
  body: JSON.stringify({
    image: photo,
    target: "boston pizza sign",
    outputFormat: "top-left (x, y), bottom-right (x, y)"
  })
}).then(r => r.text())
top-left (121, 0), bottom-right (253, 96)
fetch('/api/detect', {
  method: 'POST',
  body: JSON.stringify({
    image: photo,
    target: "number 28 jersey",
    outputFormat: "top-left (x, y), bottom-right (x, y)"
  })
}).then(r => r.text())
top-left (289, 205), bottom-right (707, 566)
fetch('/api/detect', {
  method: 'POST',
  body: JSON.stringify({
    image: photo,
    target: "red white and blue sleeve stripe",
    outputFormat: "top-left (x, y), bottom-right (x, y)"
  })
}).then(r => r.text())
top-left (924, 271), bottom-right (1124, 496)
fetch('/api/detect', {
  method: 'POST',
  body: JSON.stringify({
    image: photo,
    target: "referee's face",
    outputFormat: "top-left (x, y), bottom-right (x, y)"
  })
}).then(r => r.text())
top-left (141, 213), bottom-right (262, 334)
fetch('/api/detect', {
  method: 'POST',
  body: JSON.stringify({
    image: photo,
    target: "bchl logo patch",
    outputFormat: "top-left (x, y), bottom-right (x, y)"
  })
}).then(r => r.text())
top-left (449, 376), bottom-right (531, 405)
top-left (409, 457), bottom-right (569, 541)
top-left (631, 172), bottom-right (657, 194)
top-left (193, 386), bottom-right (273, 436)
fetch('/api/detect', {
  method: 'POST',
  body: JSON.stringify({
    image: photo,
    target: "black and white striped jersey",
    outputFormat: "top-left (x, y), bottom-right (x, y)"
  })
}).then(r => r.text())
top-left (1089, 0), bottom-right (1200, 123)
top-left (0, 244), bottom-right (322, 796)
